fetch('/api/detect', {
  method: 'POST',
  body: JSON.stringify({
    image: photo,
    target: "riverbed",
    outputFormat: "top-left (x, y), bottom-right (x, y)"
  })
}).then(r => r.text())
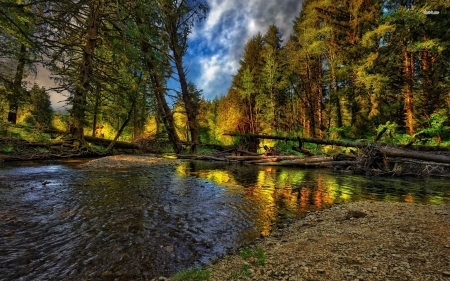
top-left (0, 156), bottom-right (449, 280)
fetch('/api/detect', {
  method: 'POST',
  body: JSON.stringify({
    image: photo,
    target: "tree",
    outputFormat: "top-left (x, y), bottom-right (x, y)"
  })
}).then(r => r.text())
top-left (261, 24), bottom-right (284, 131)
top-left (0, 0), bottom-right (38, 124)
top-left (158, 0), bottom-right (209, 153)
top-left (29, 84), bottom-right (53, 127)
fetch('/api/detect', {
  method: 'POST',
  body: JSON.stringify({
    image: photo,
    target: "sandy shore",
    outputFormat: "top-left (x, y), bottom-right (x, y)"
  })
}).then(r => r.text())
top-left (79, 154), bottom-right (180, 169)
top-left (187, 201), bottom-right (450, 281)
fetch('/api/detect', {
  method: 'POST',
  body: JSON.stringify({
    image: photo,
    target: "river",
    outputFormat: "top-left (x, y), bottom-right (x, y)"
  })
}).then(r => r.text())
top-left (0, 159), bottom-right (449, 280)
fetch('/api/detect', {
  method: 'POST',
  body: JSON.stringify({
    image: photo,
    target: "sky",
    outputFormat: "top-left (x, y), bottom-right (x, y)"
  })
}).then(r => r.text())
top-left (31, 0), bottom-right (304, 110)
top-left (184, 0), bottom-right (304, 100)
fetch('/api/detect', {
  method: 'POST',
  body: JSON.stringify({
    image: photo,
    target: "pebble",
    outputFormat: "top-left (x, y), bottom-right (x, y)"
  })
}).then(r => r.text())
top-left (201, 202), bottom-right (450, 281)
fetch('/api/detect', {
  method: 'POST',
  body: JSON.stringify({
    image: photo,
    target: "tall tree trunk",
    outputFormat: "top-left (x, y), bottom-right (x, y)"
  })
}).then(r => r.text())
top-left (420, 48), bottom-right (434, 119)
top-left (331, 63), bottom-right (342, 128)
top-left (69, 1), bottom-right (101, 141)
top-left (8, 44), bottom-right (27, 124)
top-left (316, 56), bottom-right (323, 138)
top-left (404, 48), bottom-right (414, 135)
top-left (147, 66), bottom-right (182, 153)
top-left (104, 98), bottom-right (136, 154)
top-left (91, 83), bottom-right (101, 137)
top-left (135, 12), bottom-right (182, 154)
top-left (173, 52), bottom-right (200, 153)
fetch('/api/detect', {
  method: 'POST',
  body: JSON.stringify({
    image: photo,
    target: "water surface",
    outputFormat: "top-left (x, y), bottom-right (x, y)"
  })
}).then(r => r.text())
top-left (0, 159), bottom-right (448, 280)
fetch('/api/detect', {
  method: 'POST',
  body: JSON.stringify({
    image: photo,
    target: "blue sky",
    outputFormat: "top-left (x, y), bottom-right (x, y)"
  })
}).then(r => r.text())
top-left (37, 0), bottom-right (304, 110)
top-left (176, 0), bottom-right (304, 100)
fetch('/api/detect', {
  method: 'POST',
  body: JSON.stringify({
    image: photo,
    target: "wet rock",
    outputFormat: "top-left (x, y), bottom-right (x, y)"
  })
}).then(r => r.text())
top-left (345, 210), bottom-right (367, 220)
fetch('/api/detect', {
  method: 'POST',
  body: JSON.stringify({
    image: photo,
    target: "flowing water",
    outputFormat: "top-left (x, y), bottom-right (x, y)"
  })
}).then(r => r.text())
top-left (0, 159), bottom-right (449, 280)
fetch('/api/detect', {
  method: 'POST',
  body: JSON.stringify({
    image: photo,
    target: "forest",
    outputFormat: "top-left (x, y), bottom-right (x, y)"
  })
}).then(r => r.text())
top-left (1, 0), bottom-right (450, 157)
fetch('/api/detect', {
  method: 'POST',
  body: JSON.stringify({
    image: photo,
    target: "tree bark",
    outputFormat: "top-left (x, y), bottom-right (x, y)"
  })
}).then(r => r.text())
top-left (404, 48), bottom-right (415, 135)
top-left (379, 147), bottom-right (450, 164)
top-left (104, 98), bottom-right (135, 154)
top-left (91, 83), bottom-right (101, 137)
top-left (173, 51), bottom-right (200, 153)
top-left (136, 14), bottom-right (182, 154)
top-left (152, 74), bottom-right (183, 153)
top-left (8, 44), bottom-right (27, 124)
top-left (69, 1), bottom-right (101, 141)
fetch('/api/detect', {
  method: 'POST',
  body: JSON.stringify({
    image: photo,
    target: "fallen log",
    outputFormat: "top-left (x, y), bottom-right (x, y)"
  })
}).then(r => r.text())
top-left (226, 155), bottom-right (307, 161)
top-left (177, 155), bottom-right (228, 161)
top-left (256, 159), bottom-right (356, 167)
top-left (223, 133), bottom-right (450, 152)
top-left (292, 147), bottom-right (315, 156)
top-left (236, 150), bottom-right (262, 156)
top-left (43, 128), bottom-right (141, 150)
top-left (244, 158), bottom-right (284, 164)
top-left (379, 147), bottom-right (450, 164)
top-left (254, 156), bottom-right (334, 166)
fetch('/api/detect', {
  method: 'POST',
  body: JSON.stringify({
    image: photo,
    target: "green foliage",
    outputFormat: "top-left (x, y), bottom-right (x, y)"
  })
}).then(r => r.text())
top-left (240, 246), bottom-right (266, 266)
top-left (413, 111), bottom-right (450, 145)
top-left (29, 85), bottom-right (53, 127)
top-left (240, 246), bottom-right (253, 260)
top-left (172, 267), bottom-right (211, 281)
top-left (255, 246), bottom-right (266, 266)
top-left (197, 147), bottom-right (218, 155)
top-left (273, 141), bottom-right (303, 156)
top-left (241, 264), bottom-right (252, 277)
top-left (376, 121), bottom-right (399, 144)
top-left (1, 145), bottom-right (14, 153)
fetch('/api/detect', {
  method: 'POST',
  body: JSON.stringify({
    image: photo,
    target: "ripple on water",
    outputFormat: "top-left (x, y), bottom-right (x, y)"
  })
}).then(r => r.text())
top-left (0, 160), bottom-right (449, 280)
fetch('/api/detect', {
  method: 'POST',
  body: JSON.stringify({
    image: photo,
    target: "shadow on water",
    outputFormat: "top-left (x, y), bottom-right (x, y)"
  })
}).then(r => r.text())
top-left (0, 159), bottom-right (449, 280)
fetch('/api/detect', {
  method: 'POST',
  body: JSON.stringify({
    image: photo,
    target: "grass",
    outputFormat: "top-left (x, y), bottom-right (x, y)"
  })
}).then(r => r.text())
top-left (240, 246), bottom-right (253, 260)
top-left (171, 268), bottom-right (211, 281)
top-left (255, 246), bottom-right (266, 266)
top-left (240, 246), bottom-right (266, 266)
top-left (241, 264), bottom-right (252, 277)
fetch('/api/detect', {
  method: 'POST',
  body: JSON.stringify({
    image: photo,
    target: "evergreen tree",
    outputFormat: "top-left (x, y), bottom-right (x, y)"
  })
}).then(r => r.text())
top-left (29, 84), bottom-right (53, 127)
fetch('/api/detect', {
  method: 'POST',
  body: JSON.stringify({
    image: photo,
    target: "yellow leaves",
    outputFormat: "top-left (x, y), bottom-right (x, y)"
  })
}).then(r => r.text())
top-left (361, 24), bottom-right (393, 47)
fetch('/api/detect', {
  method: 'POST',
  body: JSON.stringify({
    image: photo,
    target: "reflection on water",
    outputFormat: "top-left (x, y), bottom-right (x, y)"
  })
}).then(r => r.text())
top-left (177, 161), bottom-right (450, 233)
top-left (0, 159), bottom-right (448, 280)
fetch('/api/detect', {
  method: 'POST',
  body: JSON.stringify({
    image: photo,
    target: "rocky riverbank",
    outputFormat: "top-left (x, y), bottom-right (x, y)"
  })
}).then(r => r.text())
top-left (169, 201), bottom-right (450, 281)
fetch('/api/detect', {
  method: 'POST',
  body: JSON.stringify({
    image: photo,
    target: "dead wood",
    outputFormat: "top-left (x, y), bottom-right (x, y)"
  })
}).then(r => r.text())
top-left (226, 155), bottom-right (306, 161)
top-left (177, 155), bottom-right (228, 161)
top-left (235, 150), bottom-right (262, 156)
top-left (223, 133), bottom-right (450, 152)
top-left (379, 147), bottom-right (450, 164)
top-left (292, 147), bottom-right (315, 156)
top-left (255, 156), bottom-right (334, 166)
top-left (256, 160), bottom-right (355, 167)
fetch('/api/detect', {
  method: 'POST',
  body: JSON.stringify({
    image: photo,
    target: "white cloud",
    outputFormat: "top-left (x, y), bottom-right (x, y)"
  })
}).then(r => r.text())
top-left (189, 0), bottom-right (304, 99)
